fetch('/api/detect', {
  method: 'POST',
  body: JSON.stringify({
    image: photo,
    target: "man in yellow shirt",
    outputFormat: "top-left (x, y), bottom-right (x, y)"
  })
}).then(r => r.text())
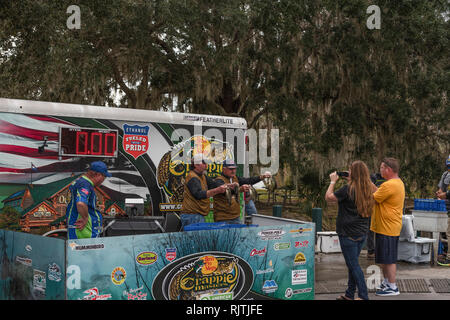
top-left (370, 158), bottom-right (405, 297)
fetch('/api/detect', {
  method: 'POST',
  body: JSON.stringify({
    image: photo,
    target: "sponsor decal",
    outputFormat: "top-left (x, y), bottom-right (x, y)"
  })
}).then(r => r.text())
top-left (15, 256), bottom-right (32, 267)
top-left (262, 280), bottom-right (278, 293)
top-left (152, 251), bottom-right (254, 300)
top-left (292, 269), bottom-right (308, 285)
top-left (111, 267), bottom-right (127, 285)
top-left (123, 286), bottom-right (148, 300)
top-left (68, 242), bottom-right (105, 251)
top-left (183, 115), bottom-right (234, 125)
top-left (136, 252), bottom-right (157, 266)
top-left (165, 248), bottom-right (177, 262)
top-left (294, 240), bottom-right (310, 248)
top-left (200, 292), bottom-right (233, 300)
top-left (82, 287), bottom-right (112, 300)
top-left (48, 263), bottom-right (62, 282)
top-left (33, 269), bottom-right (46, 293)
top-left (258, 229), bottom-right (285, 240)
top-left (122, 124), bottom-right (150, 160)
top-left (81, 188), bottom-right (89, 195)
top-left (160, 203), bottom-right (182, 211)
top-left (256, 268), bottom-right (274, 275)
top-left (250, 247), bottom-right (266, 257)
top-left (289, 227), bottom-right (313, 237)
top-left (285, 287), bottom-right (312, 298)
top-left (294, 252), bottom-right (307, 266)
top-left (273, 242), bottom-right (291, 251)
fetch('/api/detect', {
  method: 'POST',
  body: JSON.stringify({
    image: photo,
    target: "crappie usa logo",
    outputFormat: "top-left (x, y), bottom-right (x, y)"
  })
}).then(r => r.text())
top-left (122, 124), bottom-right (150, 160)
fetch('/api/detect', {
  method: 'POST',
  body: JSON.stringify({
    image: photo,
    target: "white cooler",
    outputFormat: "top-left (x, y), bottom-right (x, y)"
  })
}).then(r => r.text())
top-left (316, 231), bottom-right (341, 253)
top-left (397, 214), bottom-right (437, 264)
top-left (397, 237), bottom-right (436, 264)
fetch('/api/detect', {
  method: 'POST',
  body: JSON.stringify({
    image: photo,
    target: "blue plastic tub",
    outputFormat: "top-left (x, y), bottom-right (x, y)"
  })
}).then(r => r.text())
top-left (414, 199), bottom-right (446, 212)
top-left (184, 222), bottom-right (258, 231)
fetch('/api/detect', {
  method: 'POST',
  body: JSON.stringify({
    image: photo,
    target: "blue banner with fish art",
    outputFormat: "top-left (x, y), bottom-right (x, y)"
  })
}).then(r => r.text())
top-left (65, 223), bottom-right (315, 300)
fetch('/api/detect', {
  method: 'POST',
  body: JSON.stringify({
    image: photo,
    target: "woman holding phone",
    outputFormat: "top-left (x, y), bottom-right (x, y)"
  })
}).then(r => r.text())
top-left (325, 160), bottom-right (377, 300)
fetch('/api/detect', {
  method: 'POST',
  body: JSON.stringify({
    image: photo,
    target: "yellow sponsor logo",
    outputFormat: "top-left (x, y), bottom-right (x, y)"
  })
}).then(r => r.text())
top-left (136, 252), bottom-right (158, 266)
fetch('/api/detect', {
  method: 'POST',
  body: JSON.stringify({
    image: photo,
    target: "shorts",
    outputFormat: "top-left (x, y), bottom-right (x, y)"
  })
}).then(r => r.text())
top-left (375, 233), bottom-right (399, 264)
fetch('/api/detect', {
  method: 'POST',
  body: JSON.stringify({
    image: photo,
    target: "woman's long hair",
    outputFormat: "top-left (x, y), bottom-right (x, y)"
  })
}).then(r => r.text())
top-left (348, 160), bottom-right (374, 218)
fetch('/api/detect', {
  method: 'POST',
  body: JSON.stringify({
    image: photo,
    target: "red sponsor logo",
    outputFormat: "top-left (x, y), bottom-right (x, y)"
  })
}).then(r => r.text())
top-left (122, 124), bottom-right (149, 160)
top-left (250, 247), bottom-right (266, 257)
top-left (294, 240), bottom-right (309, 248)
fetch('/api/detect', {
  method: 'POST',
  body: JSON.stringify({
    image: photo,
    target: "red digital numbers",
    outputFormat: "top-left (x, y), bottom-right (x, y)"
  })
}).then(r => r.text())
top-left (61, 128), bottom-right (117, 158)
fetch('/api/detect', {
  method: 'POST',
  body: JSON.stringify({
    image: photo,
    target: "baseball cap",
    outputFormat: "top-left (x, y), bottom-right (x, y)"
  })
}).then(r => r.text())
top-left (446, 155), bottom-right (450, 168)
top-left (222, 159), bottom-right (237, 169)
top-left (89, 161), bottom-right (112, 177)
top-left (191, 153), bottom-right (206, 164)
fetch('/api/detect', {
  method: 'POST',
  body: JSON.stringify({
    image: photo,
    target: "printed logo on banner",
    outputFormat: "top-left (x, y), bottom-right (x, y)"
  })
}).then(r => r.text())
top-left (136, 252), bottom-right (158, 266)
top-left (82, 287), bottom-right (112, 300)
top-left (15, 256), bottom-right (32, 267)
top-left (258, 229), bottom-right (285, 240)
top-left (122, 124), bottom-right (150, 160)
top-left (111, 267), bottom-right (127, 285)
top-left (165, 248), bottom-right (177, 262)
top-left (294, 252), bottom-right (307, 266)
top-left (33, 269), bottom-right (46, 295)
top-left (292, 269), bottom-right (308, 285)
top-left (273, 242), bottom-right (291, 251)
top-left (123, 286), bottom-right (148, 300)
top-left (152, 251), bottom-right (254, 300)
top-left (285, 287), bottom-right (312, 298)
top-left (289, 227), bottom-right (313, 237)
top-left (262, 280), bottom-right (278, 293)
top-left (250, 247), bottom-right (266, 257)
top-left (48, 263), bottom-right (62, 282)
top-left (294, 240), bottom-right (310, 248)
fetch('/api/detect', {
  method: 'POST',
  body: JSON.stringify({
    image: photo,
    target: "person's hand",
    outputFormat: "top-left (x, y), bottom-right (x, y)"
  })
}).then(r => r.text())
top-left (329, 171), bottom-right (339, 183)
top-left (217, 184), bottom-right (228, 194)
top-left (436, 189), bottom-right (447, 200)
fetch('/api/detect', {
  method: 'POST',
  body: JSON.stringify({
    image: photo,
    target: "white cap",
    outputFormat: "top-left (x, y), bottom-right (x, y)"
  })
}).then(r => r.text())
top-left (192, 153), bottom-right (205, 164)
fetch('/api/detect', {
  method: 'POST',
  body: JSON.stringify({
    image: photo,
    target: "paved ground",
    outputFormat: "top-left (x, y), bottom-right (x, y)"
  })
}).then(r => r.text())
top-left (314, 250), bottom-right (450, 300)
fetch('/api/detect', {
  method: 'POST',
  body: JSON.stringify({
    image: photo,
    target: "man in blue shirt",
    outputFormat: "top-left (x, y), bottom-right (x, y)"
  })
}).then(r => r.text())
top-left (66, 161), bottom-right (111, 239)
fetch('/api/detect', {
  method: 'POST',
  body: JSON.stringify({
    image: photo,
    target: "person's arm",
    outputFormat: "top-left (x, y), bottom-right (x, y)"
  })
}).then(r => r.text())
top-left (186, 177), bottom-right (208, 199)
top-left (371, 182), bottom-right (378, 193)
top-left (436, 189), bottom-right (449, 200)
top-left (187, 176), bottom-right (227, 200)
top-left (238, 176), bottom-right (261, 186)
top-left (373, 183), bottom-right (391, 204)
top-left (74, 202), bottom-right (89, 230)
top-left (325, 171), bottom-right (339, 202)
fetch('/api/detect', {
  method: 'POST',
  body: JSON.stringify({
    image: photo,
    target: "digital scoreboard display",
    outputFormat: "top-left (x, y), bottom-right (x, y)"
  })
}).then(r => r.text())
top-left (59, 127), bottom-right (118, 158)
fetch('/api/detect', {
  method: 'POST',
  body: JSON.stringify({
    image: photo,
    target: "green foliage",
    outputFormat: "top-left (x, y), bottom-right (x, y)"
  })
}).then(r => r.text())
top-left (0, 206), bottom-right (22, 231)
top-left (0, 0), bottom-right (448, 206)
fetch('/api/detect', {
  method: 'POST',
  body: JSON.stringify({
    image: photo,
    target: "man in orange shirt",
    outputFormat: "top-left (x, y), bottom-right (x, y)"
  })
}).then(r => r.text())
top-left (370, 157), bottom-right (405, 296)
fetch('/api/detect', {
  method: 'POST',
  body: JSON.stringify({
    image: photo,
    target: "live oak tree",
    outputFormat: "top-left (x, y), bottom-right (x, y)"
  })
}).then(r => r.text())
top-left (0, 0), bottom-right (448, 207)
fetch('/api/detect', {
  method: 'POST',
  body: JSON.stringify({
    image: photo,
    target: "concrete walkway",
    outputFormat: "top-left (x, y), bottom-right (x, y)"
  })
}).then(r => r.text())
top-left (314, 250), bottom-right (450, 300)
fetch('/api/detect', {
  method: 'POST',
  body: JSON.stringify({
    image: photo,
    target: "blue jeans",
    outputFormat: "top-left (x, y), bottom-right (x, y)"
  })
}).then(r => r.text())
top-left (339, 235), bottom-right (369, 300)
top-left (180, 213), bottom-right (205, 230)
top-left (222, 217), bottom-right (242, 224)
top-left (245, 199), bottom-right (257, 215)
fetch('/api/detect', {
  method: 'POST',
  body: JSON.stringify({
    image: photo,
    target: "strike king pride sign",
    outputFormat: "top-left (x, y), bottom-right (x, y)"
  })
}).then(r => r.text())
top-left (122, 124), bottom-right (150, 160)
